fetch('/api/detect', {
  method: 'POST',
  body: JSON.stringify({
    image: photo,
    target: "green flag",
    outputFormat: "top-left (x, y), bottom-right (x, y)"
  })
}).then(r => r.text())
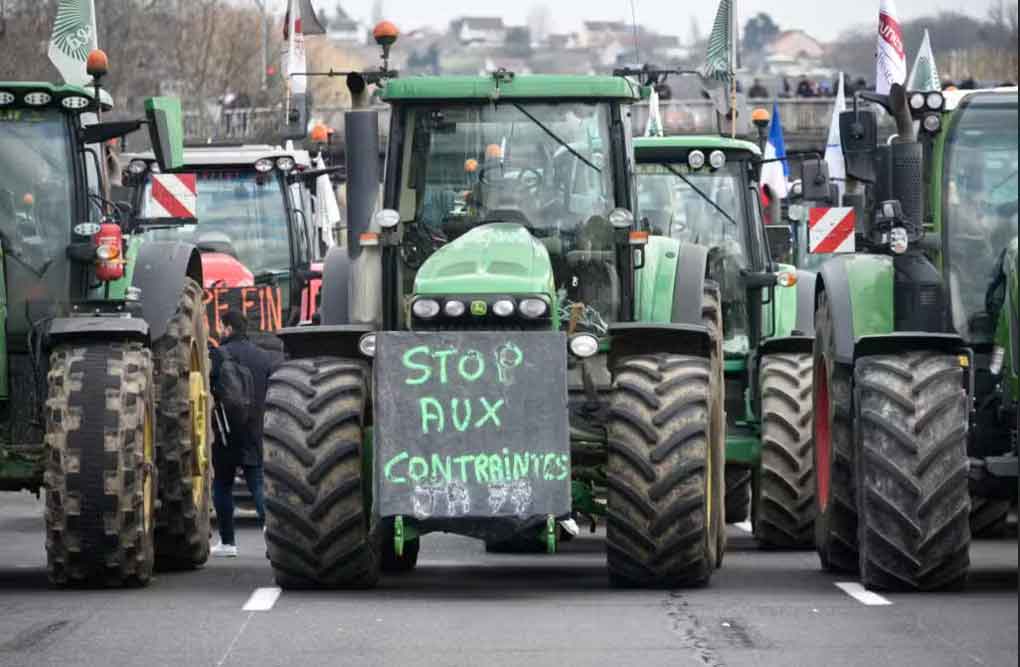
top-left (48, 0), bottom-right (98, 87)
top-left (907, 29), bottom-right (941, 92)
top-left (703, 0), bottom-right (734, 85)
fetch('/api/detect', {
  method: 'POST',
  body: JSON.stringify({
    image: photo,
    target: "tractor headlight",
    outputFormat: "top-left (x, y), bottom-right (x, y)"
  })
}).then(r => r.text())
top-left (608, 208), bottom-right (634, 229)
top-left (254, 158), bottom-right (274, 173)
top-left (926, 92), bottom-right (944, 111)
top-left (0, 92), bottom-right (14, 106)
top-left (922, 113), bottom-right (941, 133)
top-left (373, 208), bottom-right (400, 229)
top-left (492, 299), bottom-right (515, 317)
top-left (23, 92), bottom-right (52, 106)
top-left (358, 333), bottom-right (377, 357)
top-left (276, 156), bottom-right (296, 172)
top-left (989, 345), bottom-right (1005, 375)
top-left (569, 334), bottom-right (599, 358)
top-left (61, 96), bottom-right (91, 110)
top-left (412, 298), bottom-right (440, 319)
top-left (708, 150), bottom-right (726, 169)
top-left (889, 227), bottom-right (909, 254)
top-left (687, 150), bottom-right (705, 170)
top-left (149, 162), bottom-right (161, 174)
top-left (444, 299), bottom-right (466, 317)
top-left (909, 92), bottom-right (926, 110)
top-left (128, 159), bottom-right (149, 175)
top-left (518, 298), bottom-right (548, 319)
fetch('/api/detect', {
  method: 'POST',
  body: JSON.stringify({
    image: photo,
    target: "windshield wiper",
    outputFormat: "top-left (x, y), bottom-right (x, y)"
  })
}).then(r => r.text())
top-left (662, 163), bottom-right (738, 227)
top-left (510, 103), bottom-right (601, 173)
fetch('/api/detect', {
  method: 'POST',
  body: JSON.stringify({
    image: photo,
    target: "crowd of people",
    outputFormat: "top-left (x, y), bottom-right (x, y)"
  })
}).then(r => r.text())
top-left (745, 75), bottom-right (1000, 99)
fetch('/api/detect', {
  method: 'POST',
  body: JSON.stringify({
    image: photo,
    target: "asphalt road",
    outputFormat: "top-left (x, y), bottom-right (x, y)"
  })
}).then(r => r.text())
top-left (1, 491), bottom-right (1016, 667)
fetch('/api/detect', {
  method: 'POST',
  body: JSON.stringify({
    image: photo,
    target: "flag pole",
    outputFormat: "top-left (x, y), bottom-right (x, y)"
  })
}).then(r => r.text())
top-left (729, 0), bottom-right (737, 138)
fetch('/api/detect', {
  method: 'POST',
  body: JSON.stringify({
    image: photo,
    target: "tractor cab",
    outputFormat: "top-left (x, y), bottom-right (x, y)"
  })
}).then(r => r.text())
top-left (377, 74), bottom-right (640, 336)
top-left (123, 144), bottom-right (330, 338)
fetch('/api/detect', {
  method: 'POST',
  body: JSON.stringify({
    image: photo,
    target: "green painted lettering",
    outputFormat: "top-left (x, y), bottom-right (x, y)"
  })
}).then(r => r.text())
top-left (432, 348), bottom-right (456, 384)
top-left (431, 454), bottom-right (452, 482)
top-left (451, 398), bottom-right (472, 432)
top-left (453, 455), bottom-right (473, 482)
top-left (458, 350), bottom-right (485, 381)
top-left (384, 452), bottom-right (409, 484)
top-left (419, 397), bottom-right (444, 433)
top-left (557, 454), bottom-right (571, 480)
top-left (513, 453), bottom-right (530, 480)
top-left (475, 397), bottom-right (504, 428)
top-left (474, 454), bottom-right (490, 483)
top-left (403, 346), bottom-right (432, 385)
top-left (408, 456), bottom-right (429, 482)
top-left (542, 453), bottom-right (557, 480)
top-left (488, 454), bottom-right (505, 483)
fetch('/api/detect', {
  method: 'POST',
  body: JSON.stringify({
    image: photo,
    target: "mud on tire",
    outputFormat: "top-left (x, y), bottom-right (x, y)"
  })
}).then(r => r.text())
top-left (44, 343), bottom-right (156, 587)
top-left (755, 353), bottom-right (816, 548)
top-left (606, 287), bottom-right (724, 587)
top-left (855, 352), bottom-right (971, 591)
top-left (262, 357), bottom-right (379, 589)
top-left (152, 278), bottom-right (212, 568)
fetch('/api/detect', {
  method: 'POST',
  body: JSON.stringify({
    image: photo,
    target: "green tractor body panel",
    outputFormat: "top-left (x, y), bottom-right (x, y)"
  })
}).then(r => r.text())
top-left (768, 262), bottom-right (799, 338)
top-left (633, 236), bottom-right (680, 323)
top-left (843, 254), bottom-right (895, 339)
top-left (634, 135), bottom-right (761, 157)
top-left (143, 96), bottom-right (186, 172)
top-left (0, 81), bottom-right (113, 109)
top-left (413, 223), bottom-right (556, 300)
top-left (382, 75), bottom-right (640, 102)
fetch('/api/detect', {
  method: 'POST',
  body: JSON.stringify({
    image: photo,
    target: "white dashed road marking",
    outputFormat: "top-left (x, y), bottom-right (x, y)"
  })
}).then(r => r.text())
top-left (835, 582), bottom-right (893, 606)
top-left (242, 586), bottom-right (282, 611)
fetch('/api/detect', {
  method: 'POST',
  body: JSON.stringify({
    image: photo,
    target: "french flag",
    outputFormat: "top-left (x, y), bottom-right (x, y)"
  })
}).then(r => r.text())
top-left (760, 102), bottom-right (788, 204)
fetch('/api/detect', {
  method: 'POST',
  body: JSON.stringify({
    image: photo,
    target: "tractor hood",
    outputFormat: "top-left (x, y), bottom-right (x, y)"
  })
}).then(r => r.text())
top-left (201, 252), bottom-right (254, 288)
top-left (414, 223), bottom-right (554, 296)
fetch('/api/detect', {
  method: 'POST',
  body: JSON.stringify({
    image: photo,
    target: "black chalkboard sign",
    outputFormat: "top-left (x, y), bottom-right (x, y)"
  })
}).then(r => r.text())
top-left (373, 331), bottom-right (570, 520)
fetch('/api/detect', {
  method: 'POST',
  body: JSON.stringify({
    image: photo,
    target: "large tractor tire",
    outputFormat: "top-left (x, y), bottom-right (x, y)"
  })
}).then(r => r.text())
top-left (812, 291), bottom-right (858, 572)
top-left (262, 357), bottom-right (379, 589)
top-left (44, 342), bottom-right (156, 587)
top-left (724, 467), bottom-right (751, 523)
top-left (854, 352), bottom-right (971, 591)
top-left (606, 286), bottom-right (724, 587)
top-left (969, 497), bottom-right (1011, 538)
top-left (152, 278), bottom-right (212, 569)
top-left (754, 353), bottom-right (816, 548)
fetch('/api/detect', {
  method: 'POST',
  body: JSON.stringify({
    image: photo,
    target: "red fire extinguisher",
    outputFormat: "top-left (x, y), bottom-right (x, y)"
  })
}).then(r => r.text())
top-left (93, 222), bottom-right (124, 282)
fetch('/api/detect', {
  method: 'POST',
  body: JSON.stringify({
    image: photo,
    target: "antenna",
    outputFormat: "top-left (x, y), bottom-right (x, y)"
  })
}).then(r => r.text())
top-left (628, 0), bottom-right (641, 65)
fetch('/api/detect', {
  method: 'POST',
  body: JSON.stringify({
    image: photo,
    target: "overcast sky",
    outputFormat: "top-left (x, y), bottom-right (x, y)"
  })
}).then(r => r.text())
top-left (325, 0), bottom-right (999, 42)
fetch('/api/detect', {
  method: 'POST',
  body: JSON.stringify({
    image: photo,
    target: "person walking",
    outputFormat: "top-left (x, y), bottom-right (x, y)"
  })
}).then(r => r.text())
top-left (209, 309), bottom-right (277, 557)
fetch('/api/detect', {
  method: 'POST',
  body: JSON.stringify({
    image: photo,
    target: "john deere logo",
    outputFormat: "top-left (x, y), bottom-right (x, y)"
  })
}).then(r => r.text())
top-left (52, 0), bottom-right (94, 61)
top-left (470, 301), bottom-right (487, 316)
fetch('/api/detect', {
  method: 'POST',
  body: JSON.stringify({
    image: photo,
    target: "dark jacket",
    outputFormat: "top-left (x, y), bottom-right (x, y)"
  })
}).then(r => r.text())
top-left (210, 333), bottom-right (278, 466)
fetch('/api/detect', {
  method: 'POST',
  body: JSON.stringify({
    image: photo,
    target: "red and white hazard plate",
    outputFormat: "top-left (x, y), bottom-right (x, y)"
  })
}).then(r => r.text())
top-left (808, 207), bottom-right (856, 254)
top-left (147, 173), bottom-right (198, 219)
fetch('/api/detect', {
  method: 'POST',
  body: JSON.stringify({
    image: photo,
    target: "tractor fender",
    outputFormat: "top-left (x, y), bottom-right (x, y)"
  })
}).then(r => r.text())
top-left (318, 246), bottom-right (351, 325)
top-left (670, 242), bottom-right (709, 326)
top-left (760, 270), bottom-right (818, 357)
top-left (47, 316), bottom-right (149, 347)
top-left (815, 255), bottom-right (894, 366)
top-left (131, 241), bottom-right (202, 342)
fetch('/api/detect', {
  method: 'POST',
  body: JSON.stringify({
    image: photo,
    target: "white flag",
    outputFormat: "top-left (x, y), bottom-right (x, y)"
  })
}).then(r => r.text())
top-left (907, 29), bottom-right (941, 92)
top-left (875, 0), bottom-right (906, 95)
top-left (284, 0), bottom-right (307, 96)
top-left (314, 154), bottom-right (341, 248)
top-left (644, 88), bottom-right (664, 137)
top-left (48, 0), bottom-right (98, 87)
top-left (824, 73), bottom-right (847, 204)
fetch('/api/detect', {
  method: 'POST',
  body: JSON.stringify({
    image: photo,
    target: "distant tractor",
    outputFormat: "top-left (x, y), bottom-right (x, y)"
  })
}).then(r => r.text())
top-left (123, 143), bottom-right (338, 342)
top-left (262, 72), bottom-right (731, 589)
top-left (0, 58), bottom-right (211, 585)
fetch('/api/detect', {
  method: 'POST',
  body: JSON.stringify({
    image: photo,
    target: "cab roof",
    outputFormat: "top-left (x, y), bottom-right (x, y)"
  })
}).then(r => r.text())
top-left (123, 144), bottom-right (312, 168)
top-left (0, 81), bottom-right (114, 110)
top-left (381, 75), bottom-right (641, 103)
top-left (634, 135), bottom-right (761, 158)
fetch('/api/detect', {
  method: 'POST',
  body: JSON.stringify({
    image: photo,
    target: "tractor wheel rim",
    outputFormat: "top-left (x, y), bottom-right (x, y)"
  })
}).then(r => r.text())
top-left (189, 342), bottom-right (208, 509)
top-left (815, 358), bottom-right (832, 513)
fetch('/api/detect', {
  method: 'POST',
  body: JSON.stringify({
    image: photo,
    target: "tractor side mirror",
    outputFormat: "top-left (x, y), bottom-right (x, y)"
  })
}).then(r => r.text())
top-left (839, 109), bottom-right (878, 183)
top-left (800, 159), bottom-right (831, 201)
top-left (741, 269), bottom-right (779, 289)
top-left (765, 225), bottom-right (793, 264)
top-left (144, 97), bottom-right (185, 172)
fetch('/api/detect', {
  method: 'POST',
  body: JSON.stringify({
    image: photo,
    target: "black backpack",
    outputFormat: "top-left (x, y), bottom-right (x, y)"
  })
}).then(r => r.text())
top-left (213, 347), bottom-right (255, 428)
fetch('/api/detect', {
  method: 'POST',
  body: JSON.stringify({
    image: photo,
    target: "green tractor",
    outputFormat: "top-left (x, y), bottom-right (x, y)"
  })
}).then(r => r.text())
top-left (808, 83), bottom-right (983, 591)
top-left (261, 72), bottom-right (732, 588)
top-left (633, 133), bottom-right (824, 548)
top-left (0, 69), bottom-right (212, 585)
top-left (929, 88), bottom-right (1018, 537)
